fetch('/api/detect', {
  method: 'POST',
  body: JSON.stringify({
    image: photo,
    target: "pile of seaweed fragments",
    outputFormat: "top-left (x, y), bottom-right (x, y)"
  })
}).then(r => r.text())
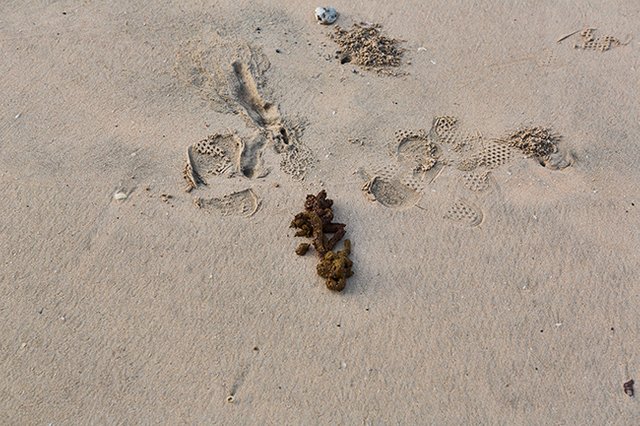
top-left (503, 127), bottom-right (560, 158)
top-left (291, 190), bottom-right (353, 292)
top-left (330, 23), bottom-right (404, 74)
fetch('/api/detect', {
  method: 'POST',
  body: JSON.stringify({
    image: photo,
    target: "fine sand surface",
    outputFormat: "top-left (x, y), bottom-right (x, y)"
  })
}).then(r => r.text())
top-left (2, 1), bottom-right (640, 423)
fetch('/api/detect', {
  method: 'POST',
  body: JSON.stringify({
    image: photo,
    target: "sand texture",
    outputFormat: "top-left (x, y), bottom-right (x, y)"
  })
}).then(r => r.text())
top-left (1, 0), bottom-right (640, 423)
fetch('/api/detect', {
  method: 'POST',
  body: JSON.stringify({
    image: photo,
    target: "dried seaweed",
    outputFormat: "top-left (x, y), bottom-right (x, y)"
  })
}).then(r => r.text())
top-left (317, 240), bottom-right (353, 291)
top-left (290, 190), bottom-right (346, 256)
top-left (502, 127), bottom-right (560, 158)
top-left (295, 243), bottom-right (310, 256)
top-left (291, 190), bottom-right (353, 292)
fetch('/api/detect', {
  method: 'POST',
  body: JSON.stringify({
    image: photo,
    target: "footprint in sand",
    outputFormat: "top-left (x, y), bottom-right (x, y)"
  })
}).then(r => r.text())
top-left (176, 32), bottom-right (317, 216)
top-left (570, 28), bottom-right (629, 52)
top-left (460, 171), bottom-right (493, 192)
top-left (360, 116), bottom-right (572, 227)
top-left (194, 189), bottom-right (260, 218)
top-left (176, 32), bottom-right (315, 180)
top-left (361, 116), bottom-right (482, 210)
top-left (182, 129), bottom-right (267, 218)
top-left (361, 129), bottom-right (441, 209)
top-left (443, 199), bottom-right (484, 227)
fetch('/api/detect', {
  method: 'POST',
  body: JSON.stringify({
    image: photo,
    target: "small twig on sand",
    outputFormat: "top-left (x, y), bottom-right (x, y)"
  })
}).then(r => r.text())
top-left (556, 28), bottom-right (587, 44)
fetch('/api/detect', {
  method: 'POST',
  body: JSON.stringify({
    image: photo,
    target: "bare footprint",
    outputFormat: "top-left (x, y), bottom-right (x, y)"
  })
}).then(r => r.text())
top-left (239, 133), bottom-right (270, 179)
top-left (194, 189), bottom-right (260, 217)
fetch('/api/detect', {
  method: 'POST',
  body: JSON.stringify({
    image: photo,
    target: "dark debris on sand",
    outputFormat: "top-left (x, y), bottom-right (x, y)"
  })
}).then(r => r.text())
top-left (503, 127), bottom-right (561, 158)
top-left (330, 23), bottom-right (405, 74)
top-left (290, 190), bottom-right (353, 292)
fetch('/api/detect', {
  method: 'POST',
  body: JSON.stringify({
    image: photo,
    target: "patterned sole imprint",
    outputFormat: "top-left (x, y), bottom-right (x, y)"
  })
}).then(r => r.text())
top-left (475, 141), bottom-right (514, 169)
top-left (573, 28), bottom-right (628, 52)
top-left (183, 133), bottom-right (243, 192)
top-left (194, 189), bottom-right (260, 217)
top-left (461, 171), bottom-right (492, 192)
top-left (443, 199), bottom-right (483, 227)
top-left (176, 32), bottom-right (315, 181)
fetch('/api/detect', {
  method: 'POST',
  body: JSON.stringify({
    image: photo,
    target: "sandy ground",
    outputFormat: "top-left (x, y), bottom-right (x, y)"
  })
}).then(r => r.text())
top-left (2, 0), bottom-right (640, 424)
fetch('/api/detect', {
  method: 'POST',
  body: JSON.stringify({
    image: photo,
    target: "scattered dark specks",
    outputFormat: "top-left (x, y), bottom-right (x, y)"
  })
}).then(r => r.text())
top-left (624, 380), bottom-right (634, 397)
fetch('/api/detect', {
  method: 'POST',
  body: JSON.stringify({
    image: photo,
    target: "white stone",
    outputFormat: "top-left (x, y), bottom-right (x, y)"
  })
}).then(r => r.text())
top-left (315, 7), bottom-right (337, 25)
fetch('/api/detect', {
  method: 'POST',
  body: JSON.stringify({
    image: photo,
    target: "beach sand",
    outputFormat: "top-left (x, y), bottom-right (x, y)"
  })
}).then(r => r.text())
top-left (1, 0), bottom-right (639, 423)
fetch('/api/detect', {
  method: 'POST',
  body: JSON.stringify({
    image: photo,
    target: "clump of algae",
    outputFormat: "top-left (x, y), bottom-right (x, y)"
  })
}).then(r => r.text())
top-left (317, 240), bottom-right (353, 292)
top-left (503, 127), bottom-right (560, 158)
top-left (290, 190), bottom-right (353, 292)
top-left (330, 23), bottom-right (405, 74)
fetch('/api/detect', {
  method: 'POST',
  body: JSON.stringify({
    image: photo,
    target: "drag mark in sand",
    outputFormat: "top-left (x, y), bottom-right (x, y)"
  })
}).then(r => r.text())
top-left (175, 32), bottom-right (318, 217)
top-left (176, 32), bottom-right (315, 183)
top-left (230, 61), bottom-right (280, 128)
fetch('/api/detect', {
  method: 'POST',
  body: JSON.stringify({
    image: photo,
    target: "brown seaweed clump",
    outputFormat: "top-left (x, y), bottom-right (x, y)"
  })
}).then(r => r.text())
top-left (290, 190), bottom-right (346, 256)
top-left (295, 243), bottom-right (310, 256)
top-left (503, 127), bottom-right (560, 158)
top-left (291, 190), bottom-right (353, 291)
top-left (317, 240), bottom-right (353, 291)
top-left (330, 23), bottom-right (404, 74)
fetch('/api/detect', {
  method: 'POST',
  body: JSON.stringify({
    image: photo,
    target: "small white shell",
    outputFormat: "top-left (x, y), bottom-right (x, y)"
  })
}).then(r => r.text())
top-left (314, 7), bottom-right (337, 25)
top-left (113, 191), bottom-right (128, 201)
